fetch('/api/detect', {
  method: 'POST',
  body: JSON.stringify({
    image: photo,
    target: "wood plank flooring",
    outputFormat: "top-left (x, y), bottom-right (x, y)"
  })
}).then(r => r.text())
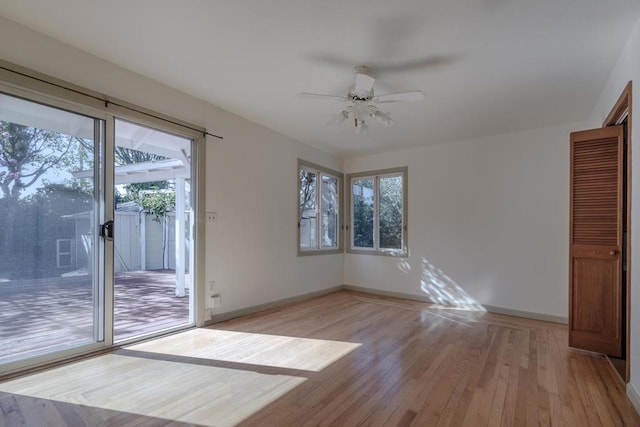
top-left (0, 290), bottom-right (638, 426)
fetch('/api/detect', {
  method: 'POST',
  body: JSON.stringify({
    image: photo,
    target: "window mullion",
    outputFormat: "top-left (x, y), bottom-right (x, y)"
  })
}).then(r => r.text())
top-left (316, 170), bottom-right (322, 249)
top-left (374, 175), bottom-right (380, 251)
top-left (350, 178), bottom-right (355, 249)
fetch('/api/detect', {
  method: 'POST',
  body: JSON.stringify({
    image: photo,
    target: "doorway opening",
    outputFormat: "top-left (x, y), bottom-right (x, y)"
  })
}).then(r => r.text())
top-left (568, 82), bottom-right (632, 384)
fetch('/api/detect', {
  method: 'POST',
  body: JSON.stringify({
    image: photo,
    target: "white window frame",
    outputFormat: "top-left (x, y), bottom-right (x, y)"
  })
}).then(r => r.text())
top-left (297, 159), bottom-right (343, 256)
top-left (347, 166), bottom-right (408, 256)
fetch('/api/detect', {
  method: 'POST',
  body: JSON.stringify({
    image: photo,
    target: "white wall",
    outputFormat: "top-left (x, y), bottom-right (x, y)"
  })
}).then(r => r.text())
top-left (589, 14), bottom-right (640, 410)
top-left (0, 17), bottom-right (344, 319)
top-left (345, 121), bottom-right (585, 318)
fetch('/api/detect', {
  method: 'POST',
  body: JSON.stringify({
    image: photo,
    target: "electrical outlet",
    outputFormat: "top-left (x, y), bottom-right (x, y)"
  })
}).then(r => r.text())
top-left (206, 212), bottom-right (218, 223)
top-left (212, 294), bottom-right (221, 306)
top-left (208, 281), bottom-right (216, 293)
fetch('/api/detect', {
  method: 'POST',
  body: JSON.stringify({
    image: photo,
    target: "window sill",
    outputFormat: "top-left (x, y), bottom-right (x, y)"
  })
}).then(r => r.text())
top-left (297, 248), bottom-right (343, 257)
top-left (346, 248), bottom-right (408, 257)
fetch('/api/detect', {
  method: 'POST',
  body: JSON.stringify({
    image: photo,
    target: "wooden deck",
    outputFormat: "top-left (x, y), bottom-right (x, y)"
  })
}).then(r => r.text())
top-left (113, 270), bottom-right (190, 341)
top-left (0, 270), bottom-right (189, 365)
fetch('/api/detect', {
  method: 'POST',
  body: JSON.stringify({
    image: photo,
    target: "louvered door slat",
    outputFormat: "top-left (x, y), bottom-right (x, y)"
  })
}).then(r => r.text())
top-left (572, 137), bottom-right (620, 245)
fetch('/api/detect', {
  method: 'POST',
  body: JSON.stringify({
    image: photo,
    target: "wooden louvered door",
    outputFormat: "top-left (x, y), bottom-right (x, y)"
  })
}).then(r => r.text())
top-left (569, 125), bottom-right (624, 357)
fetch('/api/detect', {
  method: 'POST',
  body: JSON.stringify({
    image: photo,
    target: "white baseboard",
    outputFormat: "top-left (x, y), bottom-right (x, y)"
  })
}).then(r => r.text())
top-left (204, 285), bottom-right (343, 326)
top-left (343, 284), bottom-right (434, 303)
top-left (482, 304), bottom-right (568, 324)
top-left (205, 284), bottom-right (568, 327)
top-left (628, 382), bottom-right (640, 416)
top-left (343, 284), bottom-right (568, 324)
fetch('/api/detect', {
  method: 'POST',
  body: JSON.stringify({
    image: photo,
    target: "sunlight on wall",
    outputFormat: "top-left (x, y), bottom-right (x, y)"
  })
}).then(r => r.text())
top-left (397, 259), bottom-right (412, 273)
top-left (420, 258), bottom-right (486, 311)
top-left (129, 328), bottom-right (361, 372)
top-left (0, 354), bottom-right (305, 426)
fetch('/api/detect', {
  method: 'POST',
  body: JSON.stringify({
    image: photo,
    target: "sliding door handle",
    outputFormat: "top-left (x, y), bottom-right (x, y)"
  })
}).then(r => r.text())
top-left (100, 220), bottom-right (114, 241)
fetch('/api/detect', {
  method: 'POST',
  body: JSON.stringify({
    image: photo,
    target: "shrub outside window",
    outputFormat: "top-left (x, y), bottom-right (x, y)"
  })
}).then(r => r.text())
top-left (347, 167), bottom-right (407, 256)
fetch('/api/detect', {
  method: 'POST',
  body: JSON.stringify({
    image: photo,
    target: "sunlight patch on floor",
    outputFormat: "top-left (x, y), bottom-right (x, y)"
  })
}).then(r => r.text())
top-left (128, 328), bottom-right (362, 372)
top-left (0, 353), bottom-right (305, 426)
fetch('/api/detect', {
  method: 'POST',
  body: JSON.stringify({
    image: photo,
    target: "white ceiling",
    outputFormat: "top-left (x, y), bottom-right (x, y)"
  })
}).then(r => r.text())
top-left (1, 0), bottom-right (640, 157)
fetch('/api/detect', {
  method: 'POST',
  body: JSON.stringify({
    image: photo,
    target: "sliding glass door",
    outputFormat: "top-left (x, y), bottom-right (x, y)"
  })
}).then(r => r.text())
top-left (0, 91), bottom-right (105, 366)
top-left (0, 76), bottom-right (200, 374)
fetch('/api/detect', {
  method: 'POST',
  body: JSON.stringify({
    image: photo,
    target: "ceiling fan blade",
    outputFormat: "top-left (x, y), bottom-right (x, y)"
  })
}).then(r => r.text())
top-left (373, 54), bottom-right (461, 74)
top-left (304, 53), bottom-right (356, 69)
top-left (298, 93), bottom-right (348, 102)
top-left (355, 73), bottom-right (375, 97)
top-left (373, 91), bottom-right (425, 103)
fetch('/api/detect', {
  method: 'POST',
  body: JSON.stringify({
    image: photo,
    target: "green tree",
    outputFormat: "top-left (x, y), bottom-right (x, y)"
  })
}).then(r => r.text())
top-left (114, 147), bottom-right (174, 221)
top-left (140, 191), bottom-right (176, 222)
top-left (0, 121), bottom-right (92, 278)
top-left (352, 177), bottom-right (402, 250)
top-left (115, 146), bottom-right (165, 165)
top-left (379, 176), bottom-right (403, 249)
top-left (299, 169), bottom-right (316, 221)
top-left (353, 179), bottom-right (374, 248)
top-left (0, 122), bottom-right (81, 200)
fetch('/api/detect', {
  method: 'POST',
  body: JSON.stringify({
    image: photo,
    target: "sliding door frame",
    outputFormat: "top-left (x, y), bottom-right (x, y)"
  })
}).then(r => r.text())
top-left (110, 116), bottom-right (202, 345)
top-left (0, 60), bottom-right (207, 377)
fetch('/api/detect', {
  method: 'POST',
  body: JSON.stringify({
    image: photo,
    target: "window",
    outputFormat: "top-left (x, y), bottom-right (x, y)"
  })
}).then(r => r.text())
top-left (347, 167), bottom-right (407, 255)
top-left (56, 239), bottom-right (74, 268)
top-left (298, 160), bottom-right (342, 255)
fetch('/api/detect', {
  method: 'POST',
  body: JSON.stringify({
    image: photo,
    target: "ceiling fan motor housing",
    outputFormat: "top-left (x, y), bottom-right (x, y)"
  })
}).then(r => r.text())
top-left (353, 65), bottom-right (371, 75)
top-left (349, 88), bottom-right (374, 101)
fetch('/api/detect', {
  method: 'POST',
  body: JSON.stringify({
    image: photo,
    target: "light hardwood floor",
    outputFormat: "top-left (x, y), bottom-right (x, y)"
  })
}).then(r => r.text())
top-left (0, 290), bottom-right (638, 426)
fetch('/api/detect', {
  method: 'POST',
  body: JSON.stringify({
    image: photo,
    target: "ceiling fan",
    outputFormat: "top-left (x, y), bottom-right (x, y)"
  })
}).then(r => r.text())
top-left (298, 65), bottom-right (424, 133)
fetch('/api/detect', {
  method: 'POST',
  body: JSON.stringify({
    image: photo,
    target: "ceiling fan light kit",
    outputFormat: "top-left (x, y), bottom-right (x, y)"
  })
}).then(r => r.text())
top-left (299, 65), bottom-right (424, 133)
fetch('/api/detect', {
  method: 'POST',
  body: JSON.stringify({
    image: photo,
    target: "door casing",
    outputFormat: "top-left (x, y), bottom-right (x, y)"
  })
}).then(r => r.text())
top-left (568, 81), bottom-right (632, 383)
top-left (602, 81), bottom-right (633, 383)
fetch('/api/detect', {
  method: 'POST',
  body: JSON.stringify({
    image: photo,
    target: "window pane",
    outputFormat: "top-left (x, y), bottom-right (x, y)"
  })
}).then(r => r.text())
top-left (299, 169), bottom-right (317, 249)
top-left (0, 92), bottom-right (98, 365)
top-left (379, 175), bottom-right (403, 250)
top-left (321, 174), bottom-right (338, 248)
top-left (113, 119), bottom-right (194, 342)
top-left (352, 178), bottom-right (374, 248)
